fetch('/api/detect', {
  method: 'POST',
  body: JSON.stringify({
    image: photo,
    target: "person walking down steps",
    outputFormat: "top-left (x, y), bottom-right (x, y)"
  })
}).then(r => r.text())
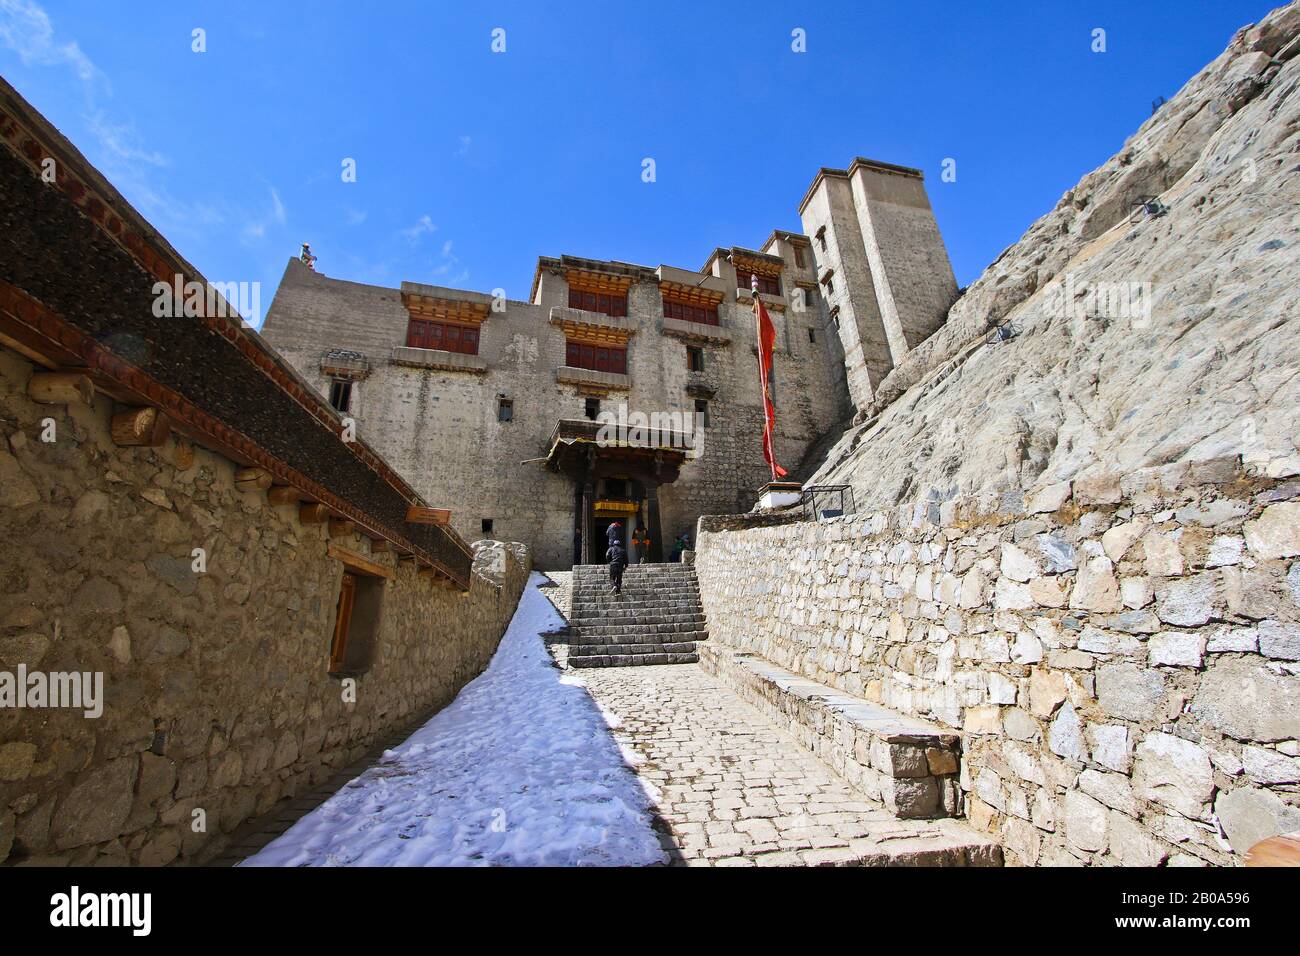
top-left (607, 539), bottom-right (628, 594)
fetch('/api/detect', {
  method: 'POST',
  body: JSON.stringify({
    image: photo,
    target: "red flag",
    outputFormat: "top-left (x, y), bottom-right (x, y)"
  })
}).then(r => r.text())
top-left (752, 279), bottom-right (787, 480)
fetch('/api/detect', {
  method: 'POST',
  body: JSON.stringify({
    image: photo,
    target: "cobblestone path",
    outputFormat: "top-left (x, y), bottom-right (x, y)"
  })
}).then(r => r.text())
top-left (578, 663), bottom-right (998, 866)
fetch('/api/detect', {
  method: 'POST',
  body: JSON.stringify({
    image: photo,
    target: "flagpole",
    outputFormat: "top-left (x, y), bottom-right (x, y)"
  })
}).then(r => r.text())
top-left (752, 272), bottom-right (778, 483)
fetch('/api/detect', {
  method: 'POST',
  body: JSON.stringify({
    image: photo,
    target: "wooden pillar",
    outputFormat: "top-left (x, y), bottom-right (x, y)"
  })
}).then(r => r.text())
top-left (646, 481), bottom-right (664, 563)
top-left (580, 478), bottom-right (594, 566)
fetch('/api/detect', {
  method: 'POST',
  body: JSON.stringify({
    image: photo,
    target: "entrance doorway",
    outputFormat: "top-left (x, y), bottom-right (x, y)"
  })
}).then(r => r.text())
top-left (593, 516), bottom-right (627, 558)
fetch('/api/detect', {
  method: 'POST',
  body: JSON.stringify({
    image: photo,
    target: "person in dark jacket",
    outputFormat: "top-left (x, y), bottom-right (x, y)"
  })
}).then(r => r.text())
top-left (606, 520), bottom-right (623, 551)
top-left (607, 540), bottom-right (627, 593)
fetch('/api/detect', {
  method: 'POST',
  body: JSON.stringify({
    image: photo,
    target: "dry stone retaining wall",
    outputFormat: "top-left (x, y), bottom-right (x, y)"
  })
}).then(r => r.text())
top-left (0, 347), bottom-right (529, 866)
top-left (695, 460), bottom-right (1300, 865)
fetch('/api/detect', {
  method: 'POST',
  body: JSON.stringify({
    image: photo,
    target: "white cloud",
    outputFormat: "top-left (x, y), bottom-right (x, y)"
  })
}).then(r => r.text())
top-left (0, 0), bottom-right (100, 85)
top-left (457, 135), bottom-right (471, 157)
top-left (241, 186), bottom-right (287, 244)
top-left (85, 111), bottom-right (167, 166)
top-left (400, 214), bottom-right (437, 243)
top-left (345, 207), bottom-right (368, 226)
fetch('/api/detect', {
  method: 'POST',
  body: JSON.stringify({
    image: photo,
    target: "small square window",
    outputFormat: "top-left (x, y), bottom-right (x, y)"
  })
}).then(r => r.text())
top-left (498, 398), bottom-right (513, 422)
top-left (328, 379), bottom-right (352, 413)
top-left (585, 398), bottom-right (600, 420)
top-left (694, 399), bottom-right (710, 428)
top-left (481, 518), bottom-right (494, 534)
top-left (687, 346), bottom-right (704, 372)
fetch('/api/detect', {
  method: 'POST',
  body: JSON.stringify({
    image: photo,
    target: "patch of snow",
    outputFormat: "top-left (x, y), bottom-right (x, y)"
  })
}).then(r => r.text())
top-left (242, 573), bottom-right (666, 867)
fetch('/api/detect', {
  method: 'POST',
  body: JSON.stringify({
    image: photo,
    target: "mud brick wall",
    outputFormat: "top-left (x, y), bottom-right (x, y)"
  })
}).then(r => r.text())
top-left (0, 347), bottom-right (529, 866)
top-left (695, 461), bottom-right (1300, 865)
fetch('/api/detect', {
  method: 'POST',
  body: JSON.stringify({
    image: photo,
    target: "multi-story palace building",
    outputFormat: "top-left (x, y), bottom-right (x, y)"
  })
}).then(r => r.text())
top-left (260, 157), bottom-right (957, 569)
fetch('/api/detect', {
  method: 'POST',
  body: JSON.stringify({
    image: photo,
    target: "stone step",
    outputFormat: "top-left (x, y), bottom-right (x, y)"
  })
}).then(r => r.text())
top-left (572, 610), bottom-right (705, 624)
top-left (572, 606), bottom-right (704, 618)
top-left (697, 643), bottom-right (964, 822)
top-left (569, 640), bottom-right (700, 656)
top-left (568, 650), bottom-right (699, 667)
top-left (568, 562), bottom-right (709, 668)
top-left (570, 630), bottom-right (710, 646)
top-left (575, 622), bottom-right (707, 638)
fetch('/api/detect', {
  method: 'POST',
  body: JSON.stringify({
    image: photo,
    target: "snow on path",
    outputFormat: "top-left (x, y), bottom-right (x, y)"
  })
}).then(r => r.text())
top-left (242, 572), bottom-right (667, 867)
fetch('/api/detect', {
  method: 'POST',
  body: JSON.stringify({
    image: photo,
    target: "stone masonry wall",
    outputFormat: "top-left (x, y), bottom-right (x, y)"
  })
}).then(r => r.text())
top-left (0, 346), bottom-right (529, 866)
top-left (695, 460), bottom-right (1300, 865)
top-left (261, 257), bottom-right (848, 568)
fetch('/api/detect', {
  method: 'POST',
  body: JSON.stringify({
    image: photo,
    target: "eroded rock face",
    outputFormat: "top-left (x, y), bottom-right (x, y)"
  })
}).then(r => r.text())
top-left (810, 1), bottom-right (1300, 513)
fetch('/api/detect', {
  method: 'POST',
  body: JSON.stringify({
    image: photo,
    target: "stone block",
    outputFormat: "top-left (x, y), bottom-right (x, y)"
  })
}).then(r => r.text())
top-left (1154, 573), bottom-right (1217, 627)
top-left (1244, 502), bottom-right (1300, 560)
top-left (1086, 723), bottom-right (1131, 773)
top-left (1063, 790), bottom-right (1108, 852)
top-left (51, 757), bottom-right (138, 850)
top-left (1148, 631), bottom-right (1206, 668)
top-left (1096, 662), bottom-right (1165, 722)
top-left (1133, 732), bottom-right (1213, 819)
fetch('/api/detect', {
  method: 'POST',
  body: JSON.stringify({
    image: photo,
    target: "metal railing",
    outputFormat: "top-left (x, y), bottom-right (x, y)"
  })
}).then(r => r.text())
top-left (801, 484), bottom-right (856, 522)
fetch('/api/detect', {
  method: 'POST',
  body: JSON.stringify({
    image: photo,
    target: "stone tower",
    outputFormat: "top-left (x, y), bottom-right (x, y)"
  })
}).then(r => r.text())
top-left (798, 157), bottom-right (958, 413)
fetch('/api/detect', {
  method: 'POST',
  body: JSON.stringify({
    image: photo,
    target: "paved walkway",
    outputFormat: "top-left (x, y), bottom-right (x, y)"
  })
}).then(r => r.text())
top-left (579, 663), bottom-right (997, 866)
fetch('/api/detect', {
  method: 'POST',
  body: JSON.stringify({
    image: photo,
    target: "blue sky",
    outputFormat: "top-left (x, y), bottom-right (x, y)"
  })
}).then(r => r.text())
top-left (0, 0), bottom-right (1280, 326)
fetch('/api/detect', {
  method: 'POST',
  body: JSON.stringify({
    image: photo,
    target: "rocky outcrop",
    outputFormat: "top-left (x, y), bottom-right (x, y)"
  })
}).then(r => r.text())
top-left (810, 2), bottom-right (1300, 513)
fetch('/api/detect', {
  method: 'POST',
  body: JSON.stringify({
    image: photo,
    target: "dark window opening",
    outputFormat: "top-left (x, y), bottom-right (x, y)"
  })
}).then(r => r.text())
top-left (406, 318), bottom-right (480, 355)
top-left (329, 571), bottom-right (384, 676)
top-left (328, 380), bottom-right (352, 413)
top-left (663, 299), bottom-right (719, 326)
top-left (584, 398), bottom-right (601, 420)
top-left (687, 346), bottom-right (704, 372)
top-left (497, 398), bottom-right (513, 422)
top-left (566, 339), bottom-right (627, 375)
top-left (694, 399), bottom-right (710, 428)
top-left (605, 478), bottom-right (627, 498)
top-left (481, 518), bottom-right (494, 534)
top-left (794, 246), bottom-right (805, 269)
top-left (823, 277), bottom-right (834, 297)
top-left (568, 287), bottom-right (628, 318)
top-left (808, 328), bottom-right (816, 344)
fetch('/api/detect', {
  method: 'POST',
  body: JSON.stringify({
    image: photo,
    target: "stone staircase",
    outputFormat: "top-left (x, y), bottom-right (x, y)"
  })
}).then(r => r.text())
top-left (566, 563), bottom-right (708, 667)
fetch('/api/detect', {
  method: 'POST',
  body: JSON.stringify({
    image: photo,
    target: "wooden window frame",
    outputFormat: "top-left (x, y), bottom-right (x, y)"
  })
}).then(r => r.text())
top-left (406, 318), bottom-right (480, 355)
top-left (687, 345), bottom-right (705, 372)
top-left (663, 298), bottom-right (719, 327)
top-left (568, 287), bottom-right (628, 318)
top-left (566, 339), bottom-right (627, 375)
top-left (329, 571), bottom-right (358, 674)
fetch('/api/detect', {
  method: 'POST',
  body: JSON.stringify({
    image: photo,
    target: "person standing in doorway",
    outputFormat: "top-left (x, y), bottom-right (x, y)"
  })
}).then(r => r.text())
top-left (632, 525), bottom-right (650, 563)
top-left (607, 539), bottom-right (627, 593)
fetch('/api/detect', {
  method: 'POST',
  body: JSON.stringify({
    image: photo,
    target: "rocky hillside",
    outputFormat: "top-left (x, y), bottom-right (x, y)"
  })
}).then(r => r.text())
top-left (809, 3), bottom-right (1300, 511)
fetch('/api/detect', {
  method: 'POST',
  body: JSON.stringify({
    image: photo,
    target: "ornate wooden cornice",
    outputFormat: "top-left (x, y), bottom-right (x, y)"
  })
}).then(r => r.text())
top-left (659, 280), bottom-right (725, 307)
top-left (0, 80), bottom-right (474, 587)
